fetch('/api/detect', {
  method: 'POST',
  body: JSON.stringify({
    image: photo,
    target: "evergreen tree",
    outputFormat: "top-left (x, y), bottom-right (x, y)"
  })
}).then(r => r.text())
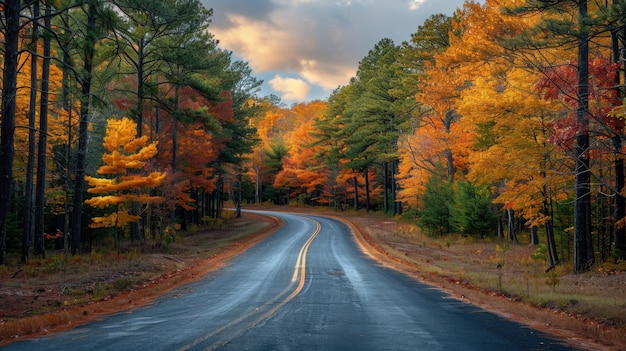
top-left (418, 174), bottom-right (454, 236)
top-left (450, 180), bottom-right (498, 237)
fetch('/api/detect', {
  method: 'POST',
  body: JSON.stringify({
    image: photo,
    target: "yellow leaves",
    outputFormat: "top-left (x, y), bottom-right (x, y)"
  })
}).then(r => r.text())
top-left (103, 117), bottom-right (145, 152)
top-left (85, 117), bottom-right (165, 229)
top-left (90, 211), bottom-right (141, 228)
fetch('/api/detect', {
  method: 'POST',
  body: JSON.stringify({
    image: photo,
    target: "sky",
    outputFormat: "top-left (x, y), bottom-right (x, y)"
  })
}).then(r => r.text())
top-left (203, 0), bottom-right (472, 104)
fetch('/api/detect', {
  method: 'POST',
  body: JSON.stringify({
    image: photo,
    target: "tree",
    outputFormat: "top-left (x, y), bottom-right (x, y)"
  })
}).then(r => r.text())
top-left (34, 3), bottom-right (53, 258)
top-left (507, 0), bottom-right (598, 272)
top-left (419, 172), bottom-right (454, 236)
top-left (445, 0), bottom-right (566, 267)
top-left (85, 117), bottom-right (164, 249)
top-left (450, 180), bottom-right (498, 237)
top-left (23, 0), bottom-right (41, 261)
top-left (574, 0), bottom-right (593, 273)
top-left (70, 0), bottom-right (116, 255)
top-left (0, 0), bottom-right (24, 264)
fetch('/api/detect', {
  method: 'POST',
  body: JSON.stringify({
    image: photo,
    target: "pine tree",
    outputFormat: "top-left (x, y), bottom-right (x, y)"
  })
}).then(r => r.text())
top-left (418, 173), bottom-right (454, 236)
top-left (85, 117), bottom-right (165, 250)
top-left (450, 180), bottom-right (498, 237)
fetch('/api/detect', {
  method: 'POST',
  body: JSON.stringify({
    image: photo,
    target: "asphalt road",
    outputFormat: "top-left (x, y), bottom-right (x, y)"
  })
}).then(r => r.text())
top-left (4, 211), bottom-right (578, 351)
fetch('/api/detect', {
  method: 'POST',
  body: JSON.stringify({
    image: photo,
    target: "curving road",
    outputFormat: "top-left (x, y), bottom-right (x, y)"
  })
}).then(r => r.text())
top-left (4, 211), bottom-right (578, 351)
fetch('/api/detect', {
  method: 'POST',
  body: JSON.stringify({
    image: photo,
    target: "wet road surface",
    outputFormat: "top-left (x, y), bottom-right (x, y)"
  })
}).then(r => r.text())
top-left (3, 211), bottom-right (578, 350)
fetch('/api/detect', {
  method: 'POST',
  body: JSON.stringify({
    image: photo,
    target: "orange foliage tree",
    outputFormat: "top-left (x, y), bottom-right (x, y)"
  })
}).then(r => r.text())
top-left (85, 117), bottom-right (165, 249)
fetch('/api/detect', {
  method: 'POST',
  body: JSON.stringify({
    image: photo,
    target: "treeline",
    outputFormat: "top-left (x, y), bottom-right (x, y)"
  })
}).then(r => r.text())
top-left (249, 0), bottom-right (626, 273)
top-left (0, 0), bottom-right (263, 264)
top-left (3, 0), bottom-right (626, 275)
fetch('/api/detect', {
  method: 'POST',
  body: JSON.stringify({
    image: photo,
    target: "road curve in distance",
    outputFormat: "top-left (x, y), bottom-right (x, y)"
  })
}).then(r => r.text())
top-left (3, 211), bottom-right (579, 351)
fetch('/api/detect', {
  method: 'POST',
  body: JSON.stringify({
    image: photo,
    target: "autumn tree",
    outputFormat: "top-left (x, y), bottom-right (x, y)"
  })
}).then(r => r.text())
top-left (69, 0), bottom-right (119, 255)
top-left (396, 13), bottom-right (463, 219)
top-left (85, 117), bottom-right (164, 249)
top-left (507, 0), bottom-right (623, 271)
top-left (441, 0), bottom-right (567, 266)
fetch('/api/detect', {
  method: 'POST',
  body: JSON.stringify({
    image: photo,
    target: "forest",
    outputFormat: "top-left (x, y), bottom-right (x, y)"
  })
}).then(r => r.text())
top-left (1, 0), bottom-right (626, 276)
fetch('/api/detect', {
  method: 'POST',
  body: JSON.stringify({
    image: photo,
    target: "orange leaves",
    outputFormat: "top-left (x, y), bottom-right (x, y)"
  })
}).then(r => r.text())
top-left (90, 212), bottom-right (141, 229)
top-left (102, 117), bottom-right (150, 153)
top-left (85, 117), bottom-right (165, 228)
top-left (98, 118), bottom-right (158, 175)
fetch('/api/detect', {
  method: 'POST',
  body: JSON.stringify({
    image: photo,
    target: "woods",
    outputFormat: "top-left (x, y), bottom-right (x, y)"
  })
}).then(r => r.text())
top-left (1, 0), bottom-right (626, 275)
top-left (0, 0), bottom-right (261, 263)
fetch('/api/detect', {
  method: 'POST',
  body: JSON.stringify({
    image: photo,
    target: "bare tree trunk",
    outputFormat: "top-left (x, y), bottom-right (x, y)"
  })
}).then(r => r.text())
top-left (573, 0), bottom-right (594, 273)
top-left (364, 167), bottom-right (370, 213)
top-left (611, 25), bottom-right (626, 262)
top-left (71, 2), bottom-right (97, 255)
top-left (383, 162), bottom-right (389, 214)
top-left (35, 4), bottom-right (52, 258)
top-left (24, 1), bottom-right (40, 262)
top-left (507, 208), bottom-right (518, 243)
top-left (353, 176), bottom-right (359, 211)
top-left (0, 1), bottom-right (21, 265)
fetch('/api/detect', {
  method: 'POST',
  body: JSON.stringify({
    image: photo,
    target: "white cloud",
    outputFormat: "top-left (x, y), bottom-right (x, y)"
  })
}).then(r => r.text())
top-left (409, 0), bottom-right (427, 10)
top-left (299, 59), bottom-right (353, 91)
top-left (269, 75), bottom-right (312, 101)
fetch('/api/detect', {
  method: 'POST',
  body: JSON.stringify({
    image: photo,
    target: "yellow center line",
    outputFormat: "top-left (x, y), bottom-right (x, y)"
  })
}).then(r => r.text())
top-left (177, 219), bottom-right (321, 351)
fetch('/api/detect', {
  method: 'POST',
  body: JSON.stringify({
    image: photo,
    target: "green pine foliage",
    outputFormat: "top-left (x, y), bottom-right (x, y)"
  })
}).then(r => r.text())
top-left (418, 174), bottom-right (454, 236)
top-left (450, 180), bottom-right (498, 237)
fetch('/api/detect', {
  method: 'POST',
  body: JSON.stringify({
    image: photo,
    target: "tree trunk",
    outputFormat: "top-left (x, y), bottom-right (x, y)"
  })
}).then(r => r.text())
top-left (129, 35), bottom-right (145, 242)
top-left (611, 25), bottom-right (626, 262)
top-left (573, 0), bottom-right (594, 273)
top-left (35, 5), bottom-right (52, 258)
top-left (71, 2), bottom-right (97, 255)
top-left (353, 176), bottom-right (359, 211)
top-left (237, 174), bottom-right (242, 218)
top-left (530, 226), bottom-right (539, 246)
top-left (24, 2), bottom-right (40, 262)
top-left (364, 167), bottom-right (371, 213)
top-left (0, 1), bottom-right (21, 265)
top-left (383, 162), bottom-right (389, 214)
top-left (62, 41), bottom-right (73, 256)
top-left (60, 10), bottom-right (75, 256)
top-left (392, 159), bottom-right (400, 215)
top-left (507, 208), bottom-right (518, 243)
top-left (172, 85), bottom-right (179, 171)
top-left (543, 194), bottom-right (560, 268)
top-left (443, 110), bottom-right (455, 181)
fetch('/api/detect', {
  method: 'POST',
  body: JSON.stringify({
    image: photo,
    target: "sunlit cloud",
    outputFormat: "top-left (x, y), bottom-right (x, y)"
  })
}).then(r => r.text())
top-left (207, 0), bottom-right (472, 101)
top-left (299, 59), bottom-right (353, 91)
top-left (409, 0), bottom-right (427, 10)
top-left (269, 75), bottom-right (312, 101)
top-left (214, 14), bottom-right (291, 72)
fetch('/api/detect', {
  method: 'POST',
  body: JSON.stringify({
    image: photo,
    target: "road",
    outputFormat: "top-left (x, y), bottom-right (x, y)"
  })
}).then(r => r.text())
top-left (4, 211), bottom-right (578, 351)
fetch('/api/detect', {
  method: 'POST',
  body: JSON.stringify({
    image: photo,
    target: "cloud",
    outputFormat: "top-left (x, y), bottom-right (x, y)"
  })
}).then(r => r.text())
top-left (210, 6), bottom-right (362, 96)
top-left (213, 14), bottom-right (289, 72)
top-left (409, 0), bottom-right (427, 10)
top-left (299, 59), bottom-right (353, 91)
top-left (206, 0), bottom-right (472, 101)
top-left (268, 75), bottom-right (312, 101)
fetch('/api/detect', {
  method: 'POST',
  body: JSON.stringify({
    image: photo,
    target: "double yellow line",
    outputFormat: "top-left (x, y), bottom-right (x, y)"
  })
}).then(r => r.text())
top-left (178, 219), bottom-right (321, 351)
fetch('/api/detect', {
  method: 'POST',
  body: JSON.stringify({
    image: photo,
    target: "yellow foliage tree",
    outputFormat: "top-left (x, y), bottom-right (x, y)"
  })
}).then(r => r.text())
top-left (85, 117), bottom-right (165, 247)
